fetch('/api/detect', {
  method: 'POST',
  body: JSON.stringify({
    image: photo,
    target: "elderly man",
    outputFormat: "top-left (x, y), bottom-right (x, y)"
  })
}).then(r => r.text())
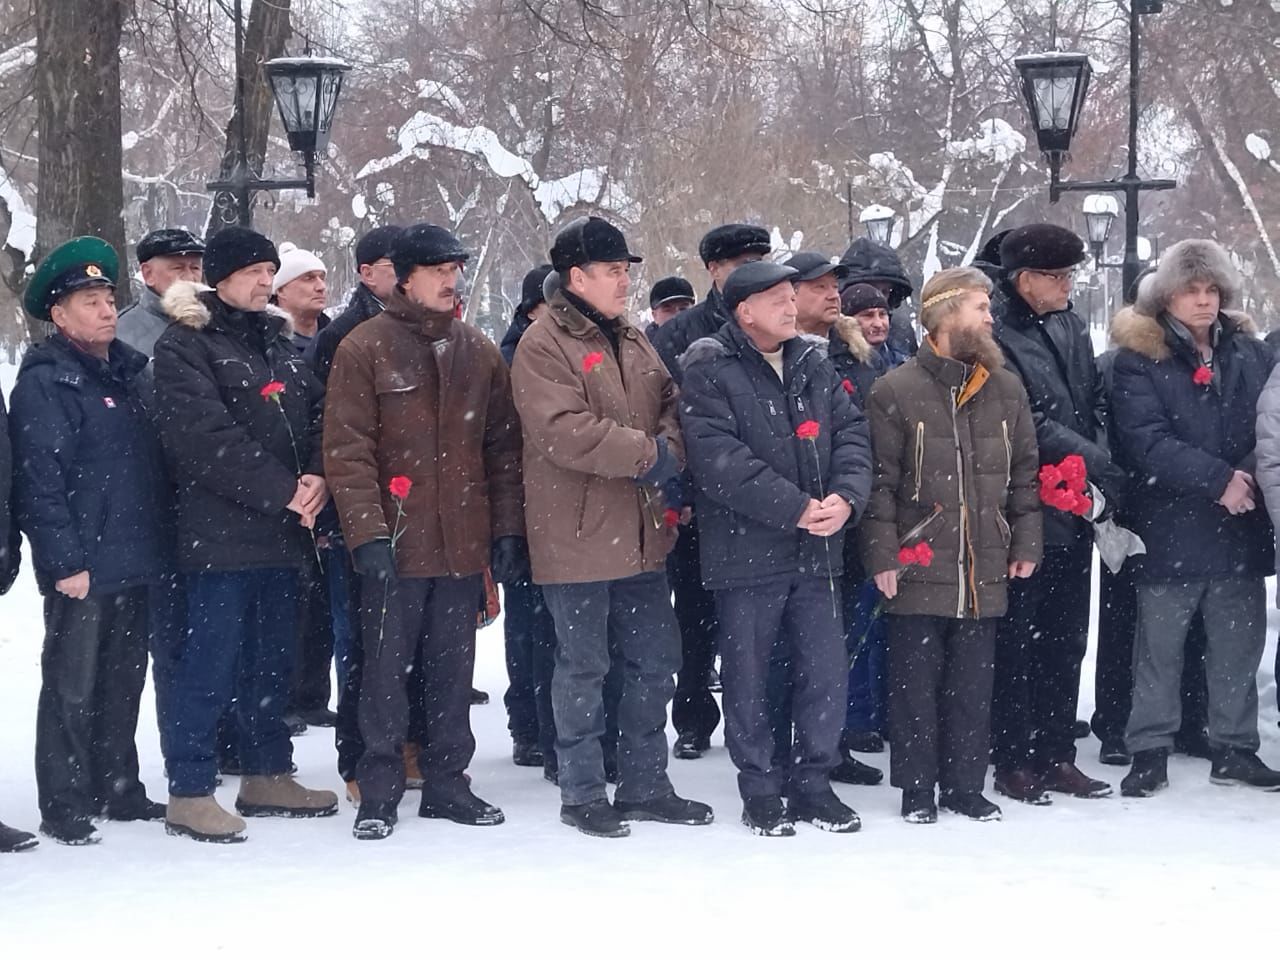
top-left (12, 237), bottom-right (170, 845)
top-left (117, 228), bottom-right (205, 357)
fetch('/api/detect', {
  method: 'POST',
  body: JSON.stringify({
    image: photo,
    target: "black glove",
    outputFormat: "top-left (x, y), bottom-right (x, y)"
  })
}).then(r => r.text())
top-left (636, 436), bottom-right (679, 488)
top-left (352, 539), bottom-right (397, 584)
top-left (491, 535), bottom-right (531, 585)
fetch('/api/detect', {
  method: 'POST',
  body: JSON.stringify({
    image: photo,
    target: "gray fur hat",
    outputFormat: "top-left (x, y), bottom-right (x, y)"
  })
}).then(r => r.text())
top-left (1135, 239), bottom-right (1242, 316)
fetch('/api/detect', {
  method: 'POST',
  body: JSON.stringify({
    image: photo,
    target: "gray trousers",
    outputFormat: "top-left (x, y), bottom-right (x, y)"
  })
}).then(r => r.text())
top-left (542, 571), bottom-right (680, 807)
top-left (1125, 578), bottom-right (1265, 754)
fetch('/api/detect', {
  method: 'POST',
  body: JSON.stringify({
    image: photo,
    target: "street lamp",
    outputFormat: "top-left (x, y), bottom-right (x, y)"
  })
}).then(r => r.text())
top-left (860, 204), bottom-right (896, 247)
top-left (1082, 194), bottom-right (1118, 264)
top-left (206, 0), bottom-right (350, 228)
top-left (1013, 4), bottom-right (1176, 297)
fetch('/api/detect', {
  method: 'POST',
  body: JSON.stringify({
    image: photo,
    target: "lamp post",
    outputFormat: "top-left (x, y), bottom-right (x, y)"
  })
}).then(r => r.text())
top-left (206, 0), bottom-right (350, 228)
top-left (1014, 1), bottom-right (1175, 298)
top-left (860, 204), bottom-right (896, 247)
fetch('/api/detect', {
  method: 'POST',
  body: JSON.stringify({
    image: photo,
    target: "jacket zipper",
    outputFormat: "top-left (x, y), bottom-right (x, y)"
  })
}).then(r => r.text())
top-left (950, 387), bottom-right (966, 618)
top-left (1001, 419), bottom-right (1012, 488)
top-left (913, 422), bottom-right (925, 502)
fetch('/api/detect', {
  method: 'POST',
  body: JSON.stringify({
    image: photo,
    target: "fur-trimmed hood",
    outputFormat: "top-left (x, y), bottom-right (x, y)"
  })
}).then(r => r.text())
top-left (161, 280), bottom-right (293, 333)
top-left (1110, 304), bottom-right (1257, 361)
top-left (1134, 238), bottom-right (1243, 317)
top-left (834, 316), bottom-right (874, 363)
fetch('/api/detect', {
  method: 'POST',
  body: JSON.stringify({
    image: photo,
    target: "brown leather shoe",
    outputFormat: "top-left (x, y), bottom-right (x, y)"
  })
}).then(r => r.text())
top-left (1040, 762), bottom-right (1113, 798)
top-left (994, 768), bottom-right (1053, 805)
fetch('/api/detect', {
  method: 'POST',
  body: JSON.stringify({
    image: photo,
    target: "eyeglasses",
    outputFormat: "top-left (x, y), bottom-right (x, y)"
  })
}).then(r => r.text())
top-left (1029, 268), bottom-right (1076, 283)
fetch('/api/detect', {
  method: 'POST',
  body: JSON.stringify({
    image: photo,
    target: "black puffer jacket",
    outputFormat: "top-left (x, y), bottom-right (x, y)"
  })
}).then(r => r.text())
top-left (304, 282), bottom-right (384, 385)
top-left (1111, 308), bottom-right (1274, 583)
top-left (840, 238), bottom-right (918, 357)
top-left (678, 320), bottom-right (873, 590)
top-left (154, 282), bottom-right (324, 573)
top-left (10, 334), bottom-right (170, 595)
top-left (649, 286), bottom-right (730, 386)
top-left (994, 289), bottom-right (1124, 546)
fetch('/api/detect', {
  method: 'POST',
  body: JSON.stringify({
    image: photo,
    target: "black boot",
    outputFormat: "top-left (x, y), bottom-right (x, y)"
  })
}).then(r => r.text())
top-left (673, 731), bottom-right (711, 760)
top-left (542, 760), bottom-right (559, 786)
top-left (0, 821), bottom-right (38, 852)
top-left (614, 793), bottom-right (714, 825)
top-left (939, 791), bottom-right (1002, 821)
top-left (1120, 748), bottom-right (1169, 797)
top-left (830, 755), bottom-right (884, 786)
top-left (39, 817), bottom-right (100, 846)
top-left (901, 789), bottom-right (937, 824)
top-left (560, 799), bottom-right (629, 838)
top-left (742, 796), bottom-right (794, 837)
top-left (1210, 748), bottom-right (1280, 789)
top-left (512, 740), bottom-right (544, 767)
top-left (352, 801), bottom-right (398, 840)
top-left (788, 789), bottom-right (861, 833)
top-left (418, 776), bottom-right (504, 826)
top-left (1098, 737), bottom-right (1132, 766)
top-left (470, 688), bottom-right (490, 706)
top-left (283, 714), bottom-right (308, 737)
top-left (1072, 719), bottom-right (1091, 740)
top-left (105, 796), bottom-right (167, 822)
top-left (841, 730), bottom-right (885, 754)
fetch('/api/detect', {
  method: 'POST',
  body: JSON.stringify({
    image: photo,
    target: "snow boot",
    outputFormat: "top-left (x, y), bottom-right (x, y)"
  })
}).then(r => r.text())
top-left (1040, 761), bottom-right (1112, 798)
top-left (673, 731), bottom-right (711, 760)
top-left (512, 740), bottom-right (544, 767)
top-left (39, 817), bottom-right (100, 846)
top-left (1210, 748), bottom-right (1280, 789)
top-left (418, 776), bottom-right (504, 825)
top-left (0, 821), bottom-right (38, 852)
top-left (561, 799), bottom-right (629, 838)
top-left (1120, 749), bottom-right (1169, 798)
top-left (742, 796), bottom-right (794, 837)
top-left (352, 801), bottom-right (398, 840)
top-left (830, 755), bottom-right (884, 786)
top-left (236, 774), bottom-right (338, 818)
top-left (939, 791), bottom-right (1002, 821)
top-left (614, 792), bottom-right (714, 826)
top-left (165, 795), bottom-right (246, 843)
top-left (1099, 738), bottom-right (1132, 766)
top-left (105, 796), bottom-right (166, 822)
top-left (788, 788), bottom-right (861, 833)
top-left (901, 789), bottom-right (937, 824)
top-left (994, 768), bottom-right (1053, 805)
top-left (842, 730), bottom-right (885, 754)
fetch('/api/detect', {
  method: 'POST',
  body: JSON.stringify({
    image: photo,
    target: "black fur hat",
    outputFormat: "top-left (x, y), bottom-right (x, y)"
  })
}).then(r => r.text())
top-left (999, 224), bottom-right (1086, 274)
top-left (698, 224), bottom-right (772, 266)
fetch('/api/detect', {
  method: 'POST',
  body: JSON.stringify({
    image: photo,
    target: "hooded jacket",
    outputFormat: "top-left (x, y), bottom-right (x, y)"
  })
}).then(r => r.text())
top-left (839, 238), bottom-right (918, 357)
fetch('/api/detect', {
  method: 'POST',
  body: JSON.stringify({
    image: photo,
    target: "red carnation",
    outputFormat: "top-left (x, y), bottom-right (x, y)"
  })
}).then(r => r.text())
top-left (841, 379), bottom-right (855, 396)
top-left (898, 542), bottom-right (934, 567)
top-left (1058, 454), bottom-right (1087, 491)
top-left (260, 380), bottom-right (285, 400)
top-left (1193, 365), bottom-right (1213, 386)
top-left (663, 508), bottom-right (680, 529)
top-left (795, 420), bottom-right (820, 440)
top-left (388, 475), bottom-right (413, 500)
top-left (582, 351), bottom-right (605, 374)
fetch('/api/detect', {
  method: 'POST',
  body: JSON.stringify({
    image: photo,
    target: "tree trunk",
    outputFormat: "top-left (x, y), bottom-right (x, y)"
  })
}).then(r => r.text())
top-left (207, 0), bottom-right (293, 235)
top-left (33, 0), bottom-right (129, 334)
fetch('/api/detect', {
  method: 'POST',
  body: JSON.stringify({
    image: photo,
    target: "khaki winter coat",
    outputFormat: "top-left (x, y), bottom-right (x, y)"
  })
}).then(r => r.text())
top-left (511, 289), bottom-right (682, 585)
top-left (860, 338), bottom-right (1043, 618)
top-left (324, 288), bottom-right (524, 579)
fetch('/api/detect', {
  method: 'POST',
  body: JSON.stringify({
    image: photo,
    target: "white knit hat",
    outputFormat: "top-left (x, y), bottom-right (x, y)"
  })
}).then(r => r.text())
top-left (272, 242), bottom-right (326, 293)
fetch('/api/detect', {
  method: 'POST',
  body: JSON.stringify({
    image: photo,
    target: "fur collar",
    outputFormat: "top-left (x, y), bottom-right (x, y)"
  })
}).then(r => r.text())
top-left (1110, 306), bottom-right (1257, 361)
top-left (834, 316), bottom-right (873, 363)
top-left (161, 280), bottom-right (293, 333)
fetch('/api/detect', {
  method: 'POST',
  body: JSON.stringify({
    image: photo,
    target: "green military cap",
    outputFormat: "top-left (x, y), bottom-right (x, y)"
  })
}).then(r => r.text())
top-left (23, 236), bottom-right (120, 321)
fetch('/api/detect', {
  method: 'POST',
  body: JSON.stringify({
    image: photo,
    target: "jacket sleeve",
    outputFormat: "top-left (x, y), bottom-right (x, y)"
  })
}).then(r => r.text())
top-left (510, 329), bottom-right (658, 479)
top-left (858, 377), bottom-right (907, 577)
top-left (302, 363), bottom-right (326, 476)
top-left (824, 365), bottom-right (873, 518)
top-left (9, 373), bottom-right (87, 579)
top-left (1253, 365), bottom-right (1280, 547)
top-left (1006, 379), bottom-right (1044, 566)
top-left (678, 361), bottom-right (810, 530)
top-left (323, 339), bottom-right (389, 550)
top-left (482, 344), bottom-right (526, 539)
top-left (1112, 351), bottom-right (1234, 501)
top-left (153, 329), bottom-right (298, 516)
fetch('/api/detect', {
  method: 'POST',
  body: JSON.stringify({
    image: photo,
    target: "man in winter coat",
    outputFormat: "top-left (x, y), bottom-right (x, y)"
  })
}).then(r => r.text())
top-left (1115, 239), bottom-right (1279, 795)
top-left (990, 224), bottom-right (1122, 804)
top-left (679, 260), bottom-right (872, 836)
top-left (116, 228), bottom-right (205, 358)
top-left (512, 215), bottom-right (713, 838)
top-left (646, 275), bottom-right (695, 334)
top-left (273, 243), bottom-right (330, 355)
top-left (325, 224), bottom-right (525, 840)
top-left (154, 226), bottom-right (337, 842)
top-left (839, 237), bottom-right (918, 360)
top-left (11, 237), bottom-right (169, 845)
top-left (861, 266), bottom-right (1042, 824)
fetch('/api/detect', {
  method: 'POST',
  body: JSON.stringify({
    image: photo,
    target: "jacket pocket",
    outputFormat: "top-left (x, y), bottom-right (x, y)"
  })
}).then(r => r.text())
top-left (211, 358), bottom-right (257, 389)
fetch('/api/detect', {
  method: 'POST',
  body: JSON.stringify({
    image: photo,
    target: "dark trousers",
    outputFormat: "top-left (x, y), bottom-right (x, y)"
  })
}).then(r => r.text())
top-left (166, 569), bottom-right (297, 797)
top-left (356, 574), bottom-right (479, 806)
top-left (717, 575), bottom-right (846, 800)
top-left (887, 614), bottom-right (996, 794)
top-left (1093, 562), bottom-right (1209, 743)
top-left (147, 572), bottom-right (185, 762)
top-left (542, 571), bottom-right (679, 806)
top-left (845, 577), bottom-right (887, 735)
top-left (992, 539), bottom-right (1091, 773)
top-left (36, 587), bottom-right (150, 823)
top-left (668, 523), bottom-right (721, 741)
top-left (502, 577), bottom-right (558, 758)
top-left (290, 549), bottom-right (335, 715)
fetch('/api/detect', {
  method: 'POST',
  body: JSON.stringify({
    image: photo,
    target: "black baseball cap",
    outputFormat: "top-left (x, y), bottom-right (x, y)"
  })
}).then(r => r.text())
top-left (784, 251), bottom-right (849, 283)
top-left (550, 216), bottom-right (642, 273)
top-left (649, 275), bottom-right (695, 309)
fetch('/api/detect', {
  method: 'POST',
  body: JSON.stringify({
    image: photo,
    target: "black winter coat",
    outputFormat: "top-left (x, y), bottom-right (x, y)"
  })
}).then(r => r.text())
top-left (649, 286), bottom-right (731, 386)
top-left (994, 289), bottom-right (1125, 547)
top-left (304, 282), bottom-right (384, 385)
top-left (678, 321), bottom-right (873, 590)
top-left (10, 334), bottom-right (170, 595)
top-left (154, 283), bottom-right (325, 573)
top-left (0, 389), bottom-right (17, 593)
top-left (839, 238), bottom-right (918, 357)
top-left (1110, 309), bottom-right (1274, 584)
top-left (500, 306), bottom-right (533, 367)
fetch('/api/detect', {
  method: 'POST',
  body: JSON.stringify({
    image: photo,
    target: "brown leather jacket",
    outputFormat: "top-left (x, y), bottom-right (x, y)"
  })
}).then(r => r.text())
top-left (324, 288), bottom-right (524, 578)
top-left (511, 289), bottom-right (682, 585)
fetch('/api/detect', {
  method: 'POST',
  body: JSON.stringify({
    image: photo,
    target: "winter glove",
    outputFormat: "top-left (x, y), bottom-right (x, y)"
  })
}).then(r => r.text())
top-left (490, 535), bottom-right (531, 585)
top-left (636, 436), bottom-right (679, 488)
top-left (352, 539), bottom-right (397, 584)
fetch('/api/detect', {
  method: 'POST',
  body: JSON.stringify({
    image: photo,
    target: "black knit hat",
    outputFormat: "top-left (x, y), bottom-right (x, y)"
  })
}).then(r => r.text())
top-left (840, 283), bottom-right (889, 317)
top-left (355, 225), bottom-right (405, 267)
top-left (203, 226), bottom-right (280, 287)
top-left (999, 224), bottom-right (1086, 274)
top-left (521, 263), bottom-right (554, 312)
top-left (136, 228), bottom-right (204, 264)
top-left (699, 224), bottom-right (772, 266)
top-left (723, 261), bottom-right (798, 313)
top-left (649, 275), bottom-right (695, 309)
